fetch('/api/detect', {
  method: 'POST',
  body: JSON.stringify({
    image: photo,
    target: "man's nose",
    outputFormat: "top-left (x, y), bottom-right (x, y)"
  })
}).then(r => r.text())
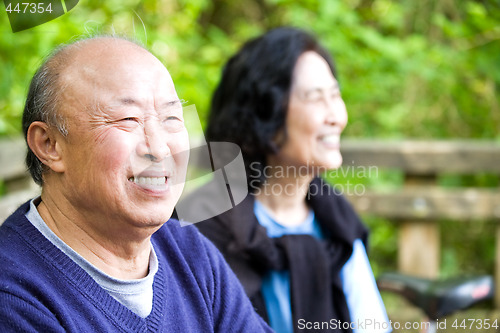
top-left (137, 120), bottom-right (170, 161)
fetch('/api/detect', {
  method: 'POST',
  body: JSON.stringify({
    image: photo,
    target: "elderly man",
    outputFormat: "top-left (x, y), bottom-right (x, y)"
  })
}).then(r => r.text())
top-left (0, 37), bottom-right (271, 332)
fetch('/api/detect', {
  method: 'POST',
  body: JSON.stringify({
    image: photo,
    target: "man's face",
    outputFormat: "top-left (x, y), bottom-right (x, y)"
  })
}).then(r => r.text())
top-left (56, 40), bottom-right (189, 234)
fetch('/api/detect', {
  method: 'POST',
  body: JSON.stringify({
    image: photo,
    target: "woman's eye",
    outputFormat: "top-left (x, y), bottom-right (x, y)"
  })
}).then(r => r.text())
top-left (305, 94), bottom-right (322, 103)
top-left (330, 91), bottom-right (341, 99)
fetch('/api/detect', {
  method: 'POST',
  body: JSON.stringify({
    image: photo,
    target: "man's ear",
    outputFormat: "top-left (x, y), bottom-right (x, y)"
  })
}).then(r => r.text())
top-left (26, 121), bottom-right (65, 173)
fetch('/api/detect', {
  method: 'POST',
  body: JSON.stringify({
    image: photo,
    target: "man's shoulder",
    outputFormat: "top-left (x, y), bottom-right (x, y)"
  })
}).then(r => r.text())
top-left (0, 201), bottom-right (33, 252)
top-left (0, 202), bottom-right (59, 304)
top-left (0, 200), bottom-right (31, 227)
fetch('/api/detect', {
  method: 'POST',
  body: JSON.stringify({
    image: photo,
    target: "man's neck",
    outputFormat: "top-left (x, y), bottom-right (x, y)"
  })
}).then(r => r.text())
top-left (37, 190), bottom-right (152, 280)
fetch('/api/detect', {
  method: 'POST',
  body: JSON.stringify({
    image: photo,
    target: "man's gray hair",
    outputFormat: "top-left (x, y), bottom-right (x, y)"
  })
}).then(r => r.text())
top-left (23, 43), bottom-right (70, 185)
top-left (22, 35), bottom-right (144, 185)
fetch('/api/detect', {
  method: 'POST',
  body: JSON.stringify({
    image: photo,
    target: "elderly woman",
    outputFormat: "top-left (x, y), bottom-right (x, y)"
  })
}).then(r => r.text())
top-left (194, 27), bottom-right (391, 333)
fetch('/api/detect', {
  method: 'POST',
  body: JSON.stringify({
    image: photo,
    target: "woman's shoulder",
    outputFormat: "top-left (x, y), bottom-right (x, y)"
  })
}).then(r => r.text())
top-left (308, 177), bottom-right (368, 243)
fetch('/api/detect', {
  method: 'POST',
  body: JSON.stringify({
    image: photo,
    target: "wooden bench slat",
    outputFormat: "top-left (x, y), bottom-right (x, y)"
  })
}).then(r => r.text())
top-left (341, 140), bottom-right (500, 174)
top-left (346, 187), bottom-right (500, 221)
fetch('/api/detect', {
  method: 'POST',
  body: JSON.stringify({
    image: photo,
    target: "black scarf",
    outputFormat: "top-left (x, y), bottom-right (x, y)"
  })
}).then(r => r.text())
top-left (193, 177), bottom-right (368, 333)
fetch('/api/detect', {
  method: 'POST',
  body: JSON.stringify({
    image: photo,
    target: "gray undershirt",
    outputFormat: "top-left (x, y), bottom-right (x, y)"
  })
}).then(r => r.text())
top-left (25, 198), bottom-right (157, 318)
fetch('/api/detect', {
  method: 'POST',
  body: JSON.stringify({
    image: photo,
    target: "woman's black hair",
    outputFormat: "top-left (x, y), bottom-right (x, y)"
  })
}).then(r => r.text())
top-left (205, 27), bottom-right (337, 191)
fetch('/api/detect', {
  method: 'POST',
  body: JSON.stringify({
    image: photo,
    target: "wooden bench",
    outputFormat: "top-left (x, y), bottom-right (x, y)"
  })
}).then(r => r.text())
top-left (340, 139), bottom-right (500, 307)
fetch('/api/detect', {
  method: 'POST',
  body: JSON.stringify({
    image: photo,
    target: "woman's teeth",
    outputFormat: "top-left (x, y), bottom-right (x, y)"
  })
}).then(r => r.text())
top-left (319, 135), bottom-right (339, 144)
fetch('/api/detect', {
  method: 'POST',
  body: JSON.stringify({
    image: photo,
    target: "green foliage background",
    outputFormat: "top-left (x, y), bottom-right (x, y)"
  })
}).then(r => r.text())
top-left (1, 0), bottom-right (499, 278)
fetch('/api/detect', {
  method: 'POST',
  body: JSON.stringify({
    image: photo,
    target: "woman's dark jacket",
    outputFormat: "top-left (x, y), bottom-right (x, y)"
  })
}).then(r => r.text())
top-left (189, 177), bottom-right (368, 333)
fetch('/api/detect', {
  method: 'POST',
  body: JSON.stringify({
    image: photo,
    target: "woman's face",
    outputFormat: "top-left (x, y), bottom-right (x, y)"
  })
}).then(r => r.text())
top-left (272, 51), bottom-right (347, 173)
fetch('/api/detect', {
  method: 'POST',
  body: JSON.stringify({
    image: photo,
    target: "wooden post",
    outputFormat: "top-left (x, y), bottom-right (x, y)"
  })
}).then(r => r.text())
top-left (399, 222), bottom-right (440, 278)
top-left (496, 224), bottom-right (500, 308)
top-left (495, 182), bottom-right (500, 309)
top-left (398, 174), bottom-right (440, 279)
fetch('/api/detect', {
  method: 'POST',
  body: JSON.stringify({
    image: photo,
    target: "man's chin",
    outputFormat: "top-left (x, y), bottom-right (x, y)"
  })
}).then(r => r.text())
top-left (130, 204), bottom-right (174, 224)
top-left (134, 216), bottom-right (171, 230)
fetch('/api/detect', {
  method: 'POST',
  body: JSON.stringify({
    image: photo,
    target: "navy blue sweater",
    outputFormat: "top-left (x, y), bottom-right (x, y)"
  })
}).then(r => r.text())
top-left (0, 202), bottom-right (272, 332)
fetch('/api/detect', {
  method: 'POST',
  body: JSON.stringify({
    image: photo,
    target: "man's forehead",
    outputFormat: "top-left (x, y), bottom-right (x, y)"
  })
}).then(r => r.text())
top-left (57, 38), bottom-right (178, 114)
top-left (105, 98), bottom-right (182, 113)
top-left (66, 39), bottom-right (160, 73)
top-left (65, 39), bottom-right (171, 84)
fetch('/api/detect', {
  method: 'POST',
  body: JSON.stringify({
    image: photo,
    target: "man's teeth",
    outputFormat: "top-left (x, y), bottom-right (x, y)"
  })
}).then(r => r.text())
top-left (129, 177), bottom-right (166, 186)
top-left (320, 135), bottom-right (340, 144)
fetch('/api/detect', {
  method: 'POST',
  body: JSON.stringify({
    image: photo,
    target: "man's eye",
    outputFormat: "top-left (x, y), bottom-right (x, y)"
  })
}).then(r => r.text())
top-left (163, 116), bottom-right (185, 132)
top-left (121, 117), bottom-right (138, 122)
